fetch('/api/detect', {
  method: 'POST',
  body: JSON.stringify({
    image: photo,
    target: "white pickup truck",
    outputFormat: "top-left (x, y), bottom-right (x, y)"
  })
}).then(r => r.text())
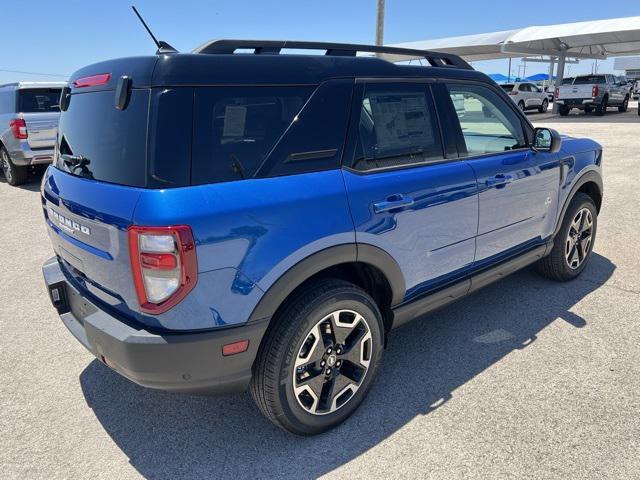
top-left (555, 74), bottom-right (630, 116)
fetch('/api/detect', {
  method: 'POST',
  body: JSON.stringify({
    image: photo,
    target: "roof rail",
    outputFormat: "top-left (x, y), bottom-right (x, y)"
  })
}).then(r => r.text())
top-left (192, 40), bottom-right (473, 69)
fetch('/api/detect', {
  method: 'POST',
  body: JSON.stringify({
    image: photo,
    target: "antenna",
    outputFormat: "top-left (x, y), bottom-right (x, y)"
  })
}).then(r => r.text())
top-left (131, 5), bottom-right (178, 54)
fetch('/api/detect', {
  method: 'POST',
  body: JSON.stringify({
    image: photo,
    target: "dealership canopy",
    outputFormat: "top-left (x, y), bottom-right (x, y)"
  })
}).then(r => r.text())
top-left (388, 16), bottom-right (640, 62)
top-left (387, 15), bottom-right (640, 111)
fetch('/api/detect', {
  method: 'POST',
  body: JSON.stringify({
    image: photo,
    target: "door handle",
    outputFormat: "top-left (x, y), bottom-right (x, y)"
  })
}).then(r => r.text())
top-left (485, 174), bottom-right (514, 189)
top-left (373, 194), bottom-right (414, 213)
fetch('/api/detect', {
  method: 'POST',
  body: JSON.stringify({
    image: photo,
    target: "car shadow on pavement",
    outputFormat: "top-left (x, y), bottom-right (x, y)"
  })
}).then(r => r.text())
top-left (79, 253), bottom-right (615, 480)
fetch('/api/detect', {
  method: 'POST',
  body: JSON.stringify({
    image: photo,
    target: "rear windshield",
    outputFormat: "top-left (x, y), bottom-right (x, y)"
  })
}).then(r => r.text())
top-left (55, 89), bottom-right (149, 187)
top-left (500, 84), bottom-right (514, 92)
top-left (18, 88), bottom-right (62, 112)
top-left (574, 76), bottom-right (606, 85)
top-left (562, 78), bottom-right (574, 85)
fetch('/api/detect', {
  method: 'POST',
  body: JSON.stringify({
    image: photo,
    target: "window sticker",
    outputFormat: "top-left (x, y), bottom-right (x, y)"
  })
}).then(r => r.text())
top-left (222, 105), bottom-right (247, 137)
top-left (369, 93), bottom-right (433, 152)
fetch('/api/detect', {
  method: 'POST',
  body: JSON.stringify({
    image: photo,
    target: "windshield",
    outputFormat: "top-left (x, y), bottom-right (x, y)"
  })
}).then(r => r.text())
top-left (17, 88), bottom-right (61, 113)
top-left (573, 76), bottom-right (606, 85)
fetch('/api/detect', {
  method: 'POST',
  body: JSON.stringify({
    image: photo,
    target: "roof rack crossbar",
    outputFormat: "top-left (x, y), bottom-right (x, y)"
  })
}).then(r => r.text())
top-left (193, 40), bottom-right (472, 69)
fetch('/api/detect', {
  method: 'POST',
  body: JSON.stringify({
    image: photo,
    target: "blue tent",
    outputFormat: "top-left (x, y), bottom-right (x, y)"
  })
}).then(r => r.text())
top-left (488, 73), bottom-right (508, 82)
top-left (525, 73), bottom-right (554, 82)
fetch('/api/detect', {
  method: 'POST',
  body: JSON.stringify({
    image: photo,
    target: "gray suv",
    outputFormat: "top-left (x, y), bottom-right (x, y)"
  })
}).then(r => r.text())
top-left (0, 82), bottom-right (64, 185)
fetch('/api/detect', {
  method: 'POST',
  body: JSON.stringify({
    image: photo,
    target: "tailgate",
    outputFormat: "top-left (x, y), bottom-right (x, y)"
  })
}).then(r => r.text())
top-left (558, 85), bottom-right (593, 100)
top-left (42, 167), bottom-right (143, 320)
top-left (23, 112), bottom-right (59, 149)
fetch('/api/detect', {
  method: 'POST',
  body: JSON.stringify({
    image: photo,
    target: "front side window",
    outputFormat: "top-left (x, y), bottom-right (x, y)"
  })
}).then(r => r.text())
top-left (353, 83), bottom-right (443, 171)
top-left (446, 83), bottom-right (527, 156)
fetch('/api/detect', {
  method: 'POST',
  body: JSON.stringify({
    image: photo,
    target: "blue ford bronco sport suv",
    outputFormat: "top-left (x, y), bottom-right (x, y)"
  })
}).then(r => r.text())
top-left (42, 40), bottom-right (603, 435)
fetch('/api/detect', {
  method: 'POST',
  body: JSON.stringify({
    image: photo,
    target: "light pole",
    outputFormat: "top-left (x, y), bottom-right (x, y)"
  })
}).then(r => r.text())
top-left (376, 0), bottom-right (385, 49)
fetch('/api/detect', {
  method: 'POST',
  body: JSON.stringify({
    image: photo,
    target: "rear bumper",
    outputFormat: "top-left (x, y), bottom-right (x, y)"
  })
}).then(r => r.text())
top-left (10, 144), bottom-right (54, 166)
top-left (555, 98), bottom-right (597, 109)
top-left (42, 256), bottom-right (268, 393)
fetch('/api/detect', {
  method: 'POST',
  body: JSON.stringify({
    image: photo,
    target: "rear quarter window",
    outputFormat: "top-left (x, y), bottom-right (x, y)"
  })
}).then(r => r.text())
top-left (191, 86), bottom-right (313, 185)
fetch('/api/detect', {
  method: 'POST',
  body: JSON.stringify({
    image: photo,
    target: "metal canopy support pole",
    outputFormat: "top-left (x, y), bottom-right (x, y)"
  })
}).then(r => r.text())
top-left (508, 57), bottom-right (512, 82)
top-left (548, 57), bottom-right (555, 85)
top-left (376, 0), bottom-right (385, 50)
top-left (552, 50), bottom-right (567, 114)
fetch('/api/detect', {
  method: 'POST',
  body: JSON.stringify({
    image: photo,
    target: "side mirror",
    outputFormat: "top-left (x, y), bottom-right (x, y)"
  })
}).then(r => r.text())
top-left (532, 127), bottom-right (561, 153)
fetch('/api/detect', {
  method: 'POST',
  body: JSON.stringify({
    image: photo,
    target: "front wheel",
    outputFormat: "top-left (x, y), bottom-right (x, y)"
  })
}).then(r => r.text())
top-left (536, 193), bottom-right (598, 281)
top-left (250, 279), bottom-right (384, 435)
top-left (518, 100), bottom-right (526, 111)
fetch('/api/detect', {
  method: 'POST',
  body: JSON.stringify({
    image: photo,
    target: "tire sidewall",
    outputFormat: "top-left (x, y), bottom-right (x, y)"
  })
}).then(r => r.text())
top-left (276, 289), bottom-right (384, 434)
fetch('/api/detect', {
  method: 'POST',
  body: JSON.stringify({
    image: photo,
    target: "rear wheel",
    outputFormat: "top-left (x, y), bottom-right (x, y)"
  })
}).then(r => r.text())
top-left (585, 106), bottom-right (593, 114)
top-left (595, 96), bottom-right (608, 116)
top-left (250, 279), bottom-right (384, 435)
top-left (0, 147), bottom-right (28, 186)
top-left (538, 99), bottom-right (549, 113)
top-left (518, 100), bottom-right (525, 111)
top-left (618, 96), bottom-right (629, 112)
top-left (559, 105), bottom-right (570, 116)
top-left (536, 193), bottom-right (597, 281)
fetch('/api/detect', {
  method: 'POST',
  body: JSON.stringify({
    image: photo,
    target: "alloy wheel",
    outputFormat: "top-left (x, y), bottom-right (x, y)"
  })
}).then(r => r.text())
top-left (565, 207), bottom-right (593, 269)
top-left (293, 309), bottom-right (372, 415)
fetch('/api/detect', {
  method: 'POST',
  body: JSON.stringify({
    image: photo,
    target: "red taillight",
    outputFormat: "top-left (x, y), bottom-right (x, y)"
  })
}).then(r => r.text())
top-left (73, 73), bottom-right (111, 88)
top-left (128, 225), bottom-right (198, 314)
top-left (592, 85), bottom-right (599, 97)
top-left (9, 118), bottom-right (27, 139)
top-left (555, 88), bottom-right (560, 99)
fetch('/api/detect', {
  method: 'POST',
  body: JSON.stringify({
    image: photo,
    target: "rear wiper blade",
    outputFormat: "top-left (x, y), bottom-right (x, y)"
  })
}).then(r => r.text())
top-left (61, 154), bottom-right (89, 167)
top-left (230, 155), bottom-right (246, 179)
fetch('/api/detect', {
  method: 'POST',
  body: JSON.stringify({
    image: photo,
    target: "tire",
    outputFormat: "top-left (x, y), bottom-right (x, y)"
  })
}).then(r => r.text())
top-left (518, 100), bottom-right (525, 111)
top-left (0, 146), bottom-right (29, 186)
top-left (538, 99), bottom-right (549, 113)
top-left (559, 105), bottom-right (570, 116)
top-left (585, 106), bottom-right (593, 114)
top-left (618, 96), bottom-right (629, 112)
top-left (595, 96), bottom-right (607, 116)
top-left (250, 278), bottom-right (384, 435)
top-left (536, 193), bottom-right (598, 282)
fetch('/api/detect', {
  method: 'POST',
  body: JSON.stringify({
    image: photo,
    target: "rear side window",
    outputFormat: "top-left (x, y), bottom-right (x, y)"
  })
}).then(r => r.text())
top-left (500, 84), bottom-right (514, 92)
top-left (17, 88), bottom-right (61, 112)
top-left (191, 86), bottom-right (313, 185)
top-left (352, 83), bottom-right (443, 171)
top-left (56, 89), bottom-right (149, 187)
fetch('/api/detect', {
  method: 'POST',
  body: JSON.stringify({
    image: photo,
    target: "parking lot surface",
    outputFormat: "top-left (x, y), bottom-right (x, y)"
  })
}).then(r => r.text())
top-left (1, 105), bottom-right (639, 479)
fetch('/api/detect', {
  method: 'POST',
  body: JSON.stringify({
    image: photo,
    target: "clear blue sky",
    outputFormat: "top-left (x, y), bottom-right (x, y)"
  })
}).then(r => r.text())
top-left (2, 0), bottom-right (638, 84)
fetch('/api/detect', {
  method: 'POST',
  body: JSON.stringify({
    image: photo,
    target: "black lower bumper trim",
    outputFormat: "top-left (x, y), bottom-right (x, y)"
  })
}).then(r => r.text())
top-left (43, 257), bottom-right (268, 393)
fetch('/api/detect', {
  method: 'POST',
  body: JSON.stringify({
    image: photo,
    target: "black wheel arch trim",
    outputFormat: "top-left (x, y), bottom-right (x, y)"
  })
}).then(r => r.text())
top-left (248, 243), bottom-right (406, 323)
top-left (554, 170), bottom-right (603, 238)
